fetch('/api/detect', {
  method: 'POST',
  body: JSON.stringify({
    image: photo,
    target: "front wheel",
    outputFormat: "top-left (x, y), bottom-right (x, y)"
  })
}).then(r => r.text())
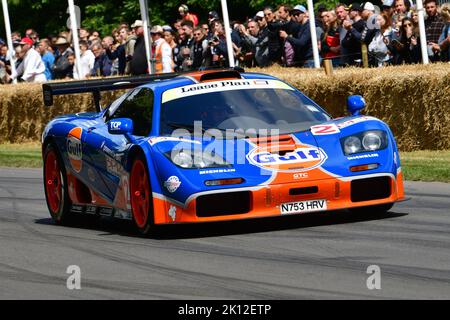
top-left (43, 143), bottom-right (72, 225)
top-left (130, 154), bottom-right (154, 235)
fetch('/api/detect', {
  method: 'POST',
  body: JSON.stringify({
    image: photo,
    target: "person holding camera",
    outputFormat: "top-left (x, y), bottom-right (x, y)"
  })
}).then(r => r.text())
top-left (240, 17), bottom-right (270, 67)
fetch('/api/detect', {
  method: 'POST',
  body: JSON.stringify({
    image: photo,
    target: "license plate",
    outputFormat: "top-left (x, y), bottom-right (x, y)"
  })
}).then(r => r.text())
top-left (280, 199), bottom-right (327, 215)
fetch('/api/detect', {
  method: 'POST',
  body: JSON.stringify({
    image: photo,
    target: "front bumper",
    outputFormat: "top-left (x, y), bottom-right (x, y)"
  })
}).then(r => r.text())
top-left (152, 170), bottom-right (405, 224)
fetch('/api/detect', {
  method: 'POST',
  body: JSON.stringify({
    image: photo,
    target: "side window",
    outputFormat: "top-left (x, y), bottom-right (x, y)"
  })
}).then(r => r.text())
top-left (110, 88), bottom-right (154, 136)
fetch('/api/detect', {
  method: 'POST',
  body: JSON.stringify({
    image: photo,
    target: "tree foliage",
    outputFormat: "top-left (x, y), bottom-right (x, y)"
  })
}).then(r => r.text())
top-left (1, 0), bottom-right (346, 38)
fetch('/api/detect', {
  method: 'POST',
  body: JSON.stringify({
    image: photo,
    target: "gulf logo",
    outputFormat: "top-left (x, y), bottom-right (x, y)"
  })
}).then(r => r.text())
top-left (247, 143), bottom-right (328, 172)
top-left (66, 127), bottom-right (83, 173)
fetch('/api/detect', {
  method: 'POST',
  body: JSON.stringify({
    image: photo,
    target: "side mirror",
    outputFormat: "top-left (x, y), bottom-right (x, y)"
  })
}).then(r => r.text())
top-left (107, 118), bottom-right (133, 135)
top-left (347, 95), bottom-right (366, 116)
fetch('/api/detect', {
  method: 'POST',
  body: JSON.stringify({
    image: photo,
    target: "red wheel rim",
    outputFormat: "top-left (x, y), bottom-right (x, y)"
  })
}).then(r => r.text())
top-left (130, 160), bottom-right (150, 228)
top-left (45, 150), bottom-right (62, 214)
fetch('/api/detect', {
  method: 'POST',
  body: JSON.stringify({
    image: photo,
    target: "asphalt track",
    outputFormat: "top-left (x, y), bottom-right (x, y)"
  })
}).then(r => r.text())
top-left (0, 167), bottom-right (449, 300)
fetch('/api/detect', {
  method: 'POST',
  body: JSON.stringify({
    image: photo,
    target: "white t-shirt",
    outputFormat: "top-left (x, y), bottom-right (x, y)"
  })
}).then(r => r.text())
top-left (15, 48), bottom-right (46, 83)
top-left (73, 49), bottom-right (95, 79)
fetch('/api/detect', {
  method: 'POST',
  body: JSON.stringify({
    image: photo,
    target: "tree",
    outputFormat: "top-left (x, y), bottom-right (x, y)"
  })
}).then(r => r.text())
top-left (1, 0), bottom-right (351, 39)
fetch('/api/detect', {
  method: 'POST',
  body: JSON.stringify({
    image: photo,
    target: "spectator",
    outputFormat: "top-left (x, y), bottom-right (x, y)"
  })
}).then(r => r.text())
top-left (361, 2), bottom-right (378, 44)
top-left (129, 20), bottom-right (147, 75)
top-left (164, 28), bottom-right (181, 69)
top-left (125, 22), bottom-right (138, 74)
top-left (322, 10), bottom-right (342, 67)
top-left (316, 4), bottom-right (328, 30)
top-left (151, 25), bottom-right (174, 73)
top-left (342, 3), bottom-right (366, 66)
top-left (394, 17), bottom-right (421, 64)
top-left (106, 28), bottom-right (127, 75)
top-left (208, 11), bottom-right (220, 26)
top-left (263, 6), bottom-right (282, 63)
top-left (368, 13), bottom-right (393, 66)
top-left (382, 0), bottom-right (395, 23)
top-left (240, 18), bottom-right (270, 67)
top-left (52, 37), bottom-right (73, 79)
top-left (180, 19), bottom-right (195, 48)
top-left (37, 39), bottom-right (55, 81)
top-left (335, 3), bottom-right (350, 65)
top-left (394, 0), bottom-right (410, 15)
top-left (11, 37), bottom-right (46, 82)
top-left (280, 5), bottom-right (314, 67)
top-left (424, 0), bottom-right (445, 62)
top-left (11, 32), bottom-right (21, 43)
top-left (191, 27), bottom-right (209, 68)
top-left (66, 52), bottom-right (75, 79)
top-left (438, 3), bottom-right (450, 62)
top-left (79, 28), bottom-right (90, 43)
top-left (178, 4), bottom-right (199, 27)
top-left (201, 23), bottom-right (211, 38)
top-left (74, 40), bottom-right (95, 79)
top-left (91, 42), bottom-right (112, 77)
top-left (89, 30), bottom-right (100, 43)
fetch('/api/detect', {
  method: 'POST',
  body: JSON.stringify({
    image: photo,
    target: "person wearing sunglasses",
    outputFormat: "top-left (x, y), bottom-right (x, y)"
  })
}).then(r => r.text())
top-left (392, 17), bottom-right (421, 64)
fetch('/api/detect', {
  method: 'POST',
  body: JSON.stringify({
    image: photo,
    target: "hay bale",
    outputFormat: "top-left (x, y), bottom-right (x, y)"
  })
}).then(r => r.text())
top-left (1, 63), bottom-right (449, 151)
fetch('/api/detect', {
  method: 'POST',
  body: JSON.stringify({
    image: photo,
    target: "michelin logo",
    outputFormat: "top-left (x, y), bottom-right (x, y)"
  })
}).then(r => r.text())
top-left (347, 153), bottom-right (379, 160)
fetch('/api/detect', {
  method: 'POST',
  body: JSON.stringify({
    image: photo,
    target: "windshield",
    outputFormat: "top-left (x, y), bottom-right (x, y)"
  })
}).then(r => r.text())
top-left (160, 80), bottom-right (331, 137)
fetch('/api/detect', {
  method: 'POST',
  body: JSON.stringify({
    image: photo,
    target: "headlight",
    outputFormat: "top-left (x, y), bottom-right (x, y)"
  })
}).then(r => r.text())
top-left (166, 149), bottom-right (230, 169)
top-left (341, 130), bottom-right (387, 155)
top-left (344, 136), bottom-right (362, 155)
top-left (362, 132), bottom-right (382, 151)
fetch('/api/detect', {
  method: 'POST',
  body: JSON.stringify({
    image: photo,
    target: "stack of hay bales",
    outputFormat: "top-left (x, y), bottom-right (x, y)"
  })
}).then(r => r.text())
top-left (0, 63), bottom-right (449, 151)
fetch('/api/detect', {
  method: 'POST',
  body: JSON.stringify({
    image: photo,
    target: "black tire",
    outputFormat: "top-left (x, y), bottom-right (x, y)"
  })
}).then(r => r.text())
top-left (349, 203), bottom-right (394, 214)
top-left (129, 153), bottom-right (154, 235)
top-left (43, 143), bottom-right (73, 225)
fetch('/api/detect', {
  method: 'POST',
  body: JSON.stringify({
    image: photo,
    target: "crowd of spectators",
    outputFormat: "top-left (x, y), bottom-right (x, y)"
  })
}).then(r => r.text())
top-left (0, 1), bottom-right (449, 83)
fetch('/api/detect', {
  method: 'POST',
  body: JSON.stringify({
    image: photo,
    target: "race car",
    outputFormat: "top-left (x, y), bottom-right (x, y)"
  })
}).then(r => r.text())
top-left (42, 68), bottom-right (405, 234)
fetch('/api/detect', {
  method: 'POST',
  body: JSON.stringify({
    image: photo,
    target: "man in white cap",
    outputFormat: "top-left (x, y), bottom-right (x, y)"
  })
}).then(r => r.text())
top-left (362, 2), bottom-right (376, 20)
top-left (150, 25), bottom-right (174, 74)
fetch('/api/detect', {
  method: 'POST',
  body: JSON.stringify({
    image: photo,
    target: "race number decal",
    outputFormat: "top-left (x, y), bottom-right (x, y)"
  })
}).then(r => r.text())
top-left (310, 124), bottom-right (340, 135)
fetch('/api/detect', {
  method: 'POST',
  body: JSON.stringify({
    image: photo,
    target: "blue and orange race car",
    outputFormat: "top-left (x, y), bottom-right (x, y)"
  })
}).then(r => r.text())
top-left (42, 69), bottom-right (405, 234)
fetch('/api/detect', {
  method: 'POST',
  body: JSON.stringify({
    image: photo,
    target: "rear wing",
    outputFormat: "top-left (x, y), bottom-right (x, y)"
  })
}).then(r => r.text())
top-left (42, 72), bottom-right (181, 112)
top-left (42, 67), bottom-right (245, 112)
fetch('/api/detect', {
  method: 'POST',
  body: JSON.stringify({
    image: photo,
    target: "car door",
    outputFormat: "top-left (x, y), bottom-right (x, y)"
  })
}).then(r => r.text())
top-left (98, 87), bottom-right (155, 204)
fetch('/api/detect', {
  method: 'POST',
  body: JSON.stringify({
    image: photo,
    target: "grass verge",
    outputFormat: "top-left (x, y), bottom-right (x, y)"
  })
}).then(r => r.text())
top-left (0, 144), bottom-right (449, 182)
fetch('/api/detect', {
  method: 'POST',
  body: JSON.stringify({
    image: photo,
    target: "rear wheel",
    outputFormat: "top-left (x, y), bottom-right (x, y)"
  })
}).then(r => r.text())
top-left (349, 203), bottom-right (394, 214)
top-left (43, 143), bottom-right (72, 225)
top-left (130, 154), bottom-right (154, 235)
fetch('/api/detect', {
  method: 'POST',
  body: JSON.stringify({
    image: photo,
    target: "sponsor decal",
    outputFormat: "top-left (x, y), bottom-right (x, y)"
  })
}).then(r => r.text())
top-left (198, 168), bottom-right (236, 175)
top-left (347, 153), bottom-right (379, 160)
top-left (148, 137), bottom-right (201, 146)
top-left (293, 172), bottom-right (309, 179)
top-left (247, 143), bottom-right (328, 172)
top-left (310, 124), bottom-right (340, 135)
top-left (168, 206), bottom-right (177, 222)
top-left (109, 120), bottom-right (122, 131)
top-left (164, 176), bottom-right (181, 193)
top-left (337, 116), bottom-right (377, 129)
top-left (162, 79), bottom-right (293, 103)
top-left (67, 127), bottom-right (83, 173)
